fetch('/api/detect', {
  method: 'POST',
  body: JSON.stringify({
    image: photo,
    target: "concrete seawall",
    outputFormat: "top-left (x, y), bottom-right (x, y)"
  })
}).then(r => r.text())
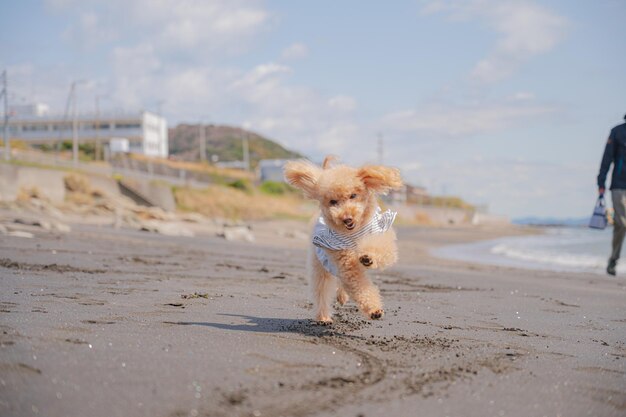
top-left (0, 164), bottom-right (176, 212)
top-left (0, 164), bottom-right (66, 204)
top-left (117, 178), bottom-right (176, 212)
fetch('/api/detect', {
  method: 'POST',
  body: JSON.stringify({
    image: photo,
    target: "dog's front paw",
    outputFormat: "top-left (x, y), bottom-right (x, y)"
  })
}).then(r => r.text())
top-left (369, 309), bottom-right (384, 320)
top-left (359, 254), bottom-right (374, 268)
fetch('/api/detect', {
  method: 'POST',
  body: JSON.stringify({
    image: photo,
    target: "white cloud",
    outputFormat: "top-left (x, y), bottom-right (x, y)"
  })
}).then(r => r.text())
top-left (386, 134), bottom-right (593, 217)
top-left (226, 63), bottom-right (367, 160)
top-left (37, 1), bottom-right (277, 120)
top-left (232, 63), bottom-right (292, 91)
top-left (112, 44), bottom-right (161, 75)
top-left (157, 1), bottom-right (270, 49)
top-left (422, 0), bottom-right (568, 83)
top-left (109, 44), bottom-right (162, 108)
top-left (281, 43), bottom-right (309, 60)
top-left (510, 91), bottom-right (535, 101)
top-left (79, 11), bottom-right (98, 31)
top-left (60, 10), bottom-right (119, 48)
top-left (315, 123), bottom-right (359, 156)
top-left (51, 0), bottom-right (271, 53)
top-left (1, 63), bottom-right (80, 112)
top-left (44, 0), bottom-right (78, 10)
top-left (400, 162), bottom-right (422, 172)
top-left (109, 62), bottom-right (239, 119)
top-left (328, 95), bottom-right (357, 112)
top-left (381, 99), bottom-right (557, 136)
top-left (408, 158), bottom-right (593, 218)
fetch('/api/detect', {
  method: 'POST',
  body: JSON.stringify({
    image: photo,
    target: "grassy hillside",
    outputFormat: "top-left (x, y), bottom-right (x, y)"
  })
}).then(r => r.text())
top-left (173, 182), bottom-right (314, 221)
top-left (169, 124), bottom-right (302, 167)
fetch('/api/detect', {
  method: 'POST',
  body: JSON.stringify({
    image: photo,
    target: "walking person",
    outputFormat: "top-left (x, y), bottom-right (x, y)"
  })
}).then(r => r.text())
top-left (597, 114), bottom-right (626, 275)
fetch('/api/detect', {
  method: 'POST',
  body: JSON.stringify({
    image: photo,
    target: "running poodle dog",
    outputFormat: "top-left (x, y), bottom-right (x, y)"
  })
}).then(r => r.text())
top-left (284, 156), bottom-right (403, 323)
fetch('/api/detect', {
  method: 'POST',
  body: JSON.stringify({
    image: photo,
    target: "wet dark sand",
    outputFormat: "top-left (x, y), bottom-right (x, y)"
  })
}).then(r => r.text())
top-left (1, 223), bottom-right (625, 417)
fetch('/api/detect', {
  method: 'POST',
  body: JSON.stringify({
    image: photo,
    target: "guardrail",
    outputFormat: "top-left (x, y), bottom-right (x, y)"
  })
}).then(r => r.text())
top-left (0, 149), bottom-right (213, 189)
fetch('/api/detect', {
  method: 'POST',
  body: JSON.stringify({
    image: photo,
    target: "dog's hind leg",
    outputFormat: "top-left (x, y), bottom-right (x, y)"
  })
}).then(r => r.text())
top-left (336, 284), bottom-right (350, 305)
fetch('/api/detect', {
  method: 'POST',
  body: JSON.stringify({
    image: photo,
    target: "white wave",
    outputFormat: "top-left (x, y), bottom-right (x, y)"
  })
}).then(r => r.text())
top-left (434, 227), bottom-right (614, 273)
top-left (490, 243), bottom-right (605, 269)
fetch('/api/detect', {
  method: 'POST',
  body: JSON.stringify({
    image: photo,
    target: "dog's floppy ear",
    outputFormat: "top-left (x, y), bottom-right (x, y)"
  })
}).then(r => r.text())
top-left (357, 165), bottom-right (403, 194)
top-left (284, 159), bottom-right (322, 198)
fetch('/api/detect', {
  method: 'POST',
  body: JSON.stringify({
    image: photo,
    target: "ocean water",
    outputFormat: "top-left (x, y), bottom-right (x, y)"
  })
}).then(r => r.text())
top-left (433, 227), bottom-right (618, 274)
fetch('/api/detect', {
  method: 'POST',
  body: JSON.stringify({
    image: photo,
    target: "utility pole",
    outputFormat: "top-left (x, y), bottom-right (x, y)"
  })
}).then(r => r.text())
top-left (242, 129), bottom-right (250, 172)
top-left (95, 96), bottom-right (100, 161)
top-left (199, 122), bottom-right (206, 162)
top-left (377, 132), bottom-right (383, 165)
top-left (243, 134), bottom-right (250, 171)
top-left (57, 84), bottom-right (73, 161)
top-left (72, 84), bottom-right (78, 165)
top-left (70, 80), bottom-right (86, 166)
top-left (1, 70), bottom-right (9, 162)
top-left (95, 95), bottom-right (108, 161)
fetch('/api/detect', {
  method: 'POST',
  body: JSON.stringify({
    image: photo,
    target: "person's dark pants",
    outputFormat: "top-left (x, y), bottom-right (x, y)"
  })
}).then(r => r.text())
top-left (611, 189), bottom-right (626, 262)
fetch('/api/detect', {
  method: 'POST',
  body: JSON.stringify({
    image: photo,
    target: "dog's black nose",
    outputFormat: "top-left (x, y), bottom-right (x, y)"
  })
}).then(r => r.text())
top-left (343, 218), bottom-right (353, 225)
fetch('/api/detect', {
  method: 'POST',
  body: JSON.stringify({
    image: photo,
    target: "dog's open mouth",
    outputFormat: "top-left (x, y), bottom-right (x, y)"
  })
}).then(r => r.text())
top-left (344, 221), bottom-right (355, 230)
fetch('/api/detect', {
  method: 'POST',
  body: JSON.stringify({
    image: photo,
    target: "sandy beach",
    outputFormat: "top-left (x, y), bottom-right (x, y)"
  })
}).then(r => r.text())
top-left (1, 219), bottom-right (625, 417)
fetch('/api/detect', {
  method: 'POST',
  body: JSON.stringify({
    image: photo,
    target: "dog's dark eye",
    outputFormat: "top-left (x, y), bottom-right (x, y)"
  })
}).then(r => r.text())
top-left (329, 199), bottom-right (338, 206)
top-left (350, 193), bottom-right (357, 199)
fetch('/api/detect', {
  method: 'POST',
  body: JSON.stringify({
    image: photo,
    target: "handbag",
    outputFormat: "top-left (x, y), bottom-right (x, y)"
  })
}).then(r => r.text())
top-left (589, 195), bottom-right (608, 229)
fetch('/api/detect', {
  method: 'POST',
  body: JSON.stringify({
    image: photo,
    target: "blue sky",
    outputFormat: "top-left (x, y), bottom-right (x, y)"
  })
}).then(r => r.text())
top-left (1, 0), bottom-right (625, 218)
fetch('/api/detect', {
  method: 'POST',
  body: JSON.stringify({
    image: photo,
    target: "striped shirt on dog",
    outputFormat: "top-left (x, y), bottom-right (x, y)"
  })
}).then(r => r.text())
top-left (312, 207), bottom-right (397, 276)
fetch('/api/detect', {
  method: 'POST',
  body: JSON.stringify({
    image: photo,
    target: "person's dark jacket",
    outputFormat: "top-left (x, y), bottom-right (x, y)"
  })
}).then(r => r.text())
top-left (598, 122), bottom-right (626, 190)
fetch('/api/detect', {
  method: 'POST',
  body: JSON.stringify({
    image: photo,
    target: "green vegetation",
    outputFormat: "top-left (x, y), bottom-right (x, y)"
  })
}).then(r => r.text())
top-left (227, 178), bottom-right (252, 193)
top-left (259, 180), bottom-right (295, 195)
top-left (34, 141), bottom-right (97, 160)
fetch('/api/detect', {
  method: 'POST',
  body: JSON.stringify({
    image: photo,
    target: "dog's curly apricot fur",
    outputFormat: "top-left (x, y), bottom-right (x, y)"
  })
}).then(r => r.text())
top-left (284, 156), bottom-right (403, 323)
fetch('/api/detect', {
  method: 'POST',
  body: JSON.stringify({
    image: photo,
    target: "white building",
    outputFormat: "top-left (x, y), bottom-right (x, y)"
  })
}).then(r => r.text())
top-left (7, 106), bottom-right (168, 158)
top-left (10, 103), bottom-right (50, 117)
top-left (257, 159), bottom-right (291, 182)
